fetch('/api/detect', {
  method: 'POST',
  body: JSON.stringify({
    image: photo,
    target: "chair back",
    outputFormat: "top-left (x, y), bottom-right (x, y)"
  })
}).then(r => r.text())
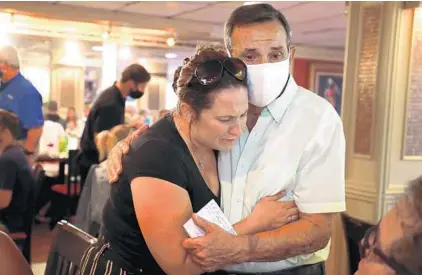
top-left (342, 214), bottom-right (373, 274)
top-left (44, 220), bottom-right (96, 275)
top-left (0, 231), bottom-right (33, 275)
top-left (68, 150), bottom-right (82, 197)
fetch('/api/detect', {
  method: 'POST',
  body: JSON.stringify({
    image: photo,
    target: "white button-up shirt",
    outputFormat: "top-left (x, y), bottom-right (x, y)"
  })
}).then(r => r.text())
top-left (218, 77), bottom-right (346, 273)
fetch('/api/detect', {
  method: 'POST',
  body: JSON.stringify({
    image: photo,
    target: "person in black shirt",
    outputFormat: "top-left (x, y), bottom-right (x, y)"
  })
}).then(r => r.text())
top-left (0, 110), bottom-right (33, 233)
top-left (78, 64), bottom-right (150, 184)
top-left (80, 45), bottom-right (269, 275)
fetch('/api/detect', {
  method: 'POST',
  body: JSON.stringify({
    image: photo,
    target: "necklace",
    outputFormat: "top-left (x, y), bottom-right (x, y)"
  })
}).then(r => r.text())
top-left (198, 159), bottom-right (205, 170)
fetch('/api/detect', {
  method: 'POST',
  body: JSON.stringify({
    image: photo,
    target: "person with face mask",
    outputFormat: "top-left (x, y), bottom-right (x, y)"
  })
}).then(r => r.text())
top-left (78, 63), bottom-right (150, 186)
top-left (0, 46), bottom-right (44, 161)
top-left (107, 4), bottom-right (345, 275)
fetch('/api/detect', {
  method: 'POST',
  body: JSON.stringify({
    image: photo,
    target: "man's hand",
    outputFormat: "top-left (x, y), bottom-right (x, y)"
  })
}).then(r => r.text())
top-left (107, 125), bottom-right (149, 183)
top-left (247, 191), bottom-right (298, 232)
top-left (182, 214), bottom-right (245, 272)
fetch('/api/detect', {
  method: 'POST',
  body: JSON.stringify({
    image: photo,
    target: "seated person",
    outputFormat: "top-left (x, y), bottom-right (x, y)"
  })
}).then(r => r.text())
top-left (0, 110), bottom-right (33, 233)
top-left (356, 175), bottom-right (422, 275)
top-left (75, 125), bottom-right (133, 235)
top-left (159, 109), bottom-right (170, 119)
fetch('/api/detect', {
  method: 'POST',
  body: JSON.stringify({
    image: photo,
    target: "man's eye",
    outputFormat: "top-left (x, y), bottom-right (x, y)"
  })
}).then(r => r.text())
top-left (269, 52), bottom-right (284, 61)
top-left (245, 55), bottom-right (255, 61)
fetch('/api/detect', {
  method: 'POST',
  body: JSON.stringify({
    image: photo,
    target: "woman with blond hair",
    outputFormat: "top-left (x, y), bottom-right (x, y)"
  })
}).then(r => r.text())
top-left (75, 125), bottom-right (133, 235)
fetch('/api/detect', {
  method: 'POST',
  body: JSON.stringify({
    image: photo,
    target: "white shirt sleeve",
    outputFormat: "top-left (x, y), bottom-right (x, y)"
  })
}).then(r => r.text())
top-left (293, 110), bottom-right (346, 213)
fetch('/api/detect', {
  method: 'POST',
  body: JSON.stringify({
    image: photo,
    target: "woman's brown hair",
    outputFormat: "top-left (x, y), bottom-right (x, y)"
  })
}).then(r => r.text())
top-left (173, 44), bottom-right (248, 119)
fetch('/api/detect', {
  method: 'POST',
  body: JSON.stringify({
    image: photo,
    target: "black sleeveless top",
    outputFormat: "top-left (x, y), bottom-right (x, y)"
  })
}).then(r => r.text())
top-left (102, 115), bottom-right (220, 274)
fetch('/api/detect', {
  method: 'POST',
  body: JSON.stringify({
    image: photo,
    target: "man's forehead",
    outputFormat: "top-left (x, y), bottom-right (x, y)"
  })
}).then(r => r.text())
top-left (231, 21), bottom-right (288, 49)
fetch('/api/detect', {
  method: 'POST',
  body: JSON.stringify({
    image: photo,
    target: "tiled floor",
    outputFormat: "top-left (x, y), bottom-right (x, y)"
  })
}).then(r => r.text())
top-left (31, 223), bottom-right (53, 275)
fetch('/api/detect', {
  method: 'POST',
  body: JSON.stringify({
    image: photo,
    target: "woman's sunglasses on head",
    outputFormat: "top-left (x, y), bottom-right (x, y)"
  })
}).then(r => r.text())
top-left (193, 58), bottom-right (247, 86)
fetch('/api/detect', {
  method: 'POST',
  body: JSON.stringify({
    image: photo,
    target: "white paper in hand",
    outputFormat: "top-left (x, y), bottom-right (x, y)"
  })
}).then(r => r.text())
top-left (183, 200), bottom-right (237, 238)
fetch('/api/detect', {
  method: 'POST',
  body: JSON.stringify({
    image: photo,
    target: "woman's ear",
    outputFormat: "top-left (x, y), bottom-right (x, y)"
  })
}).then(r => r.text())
top-left (179, 102), bottom-right (195, 122)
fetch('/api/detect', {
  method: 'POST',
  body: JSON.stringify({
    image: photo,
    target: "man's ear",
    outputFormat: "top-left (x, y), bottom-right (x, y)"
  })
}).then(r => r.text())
top-left (289, 45), bottom-right (296, 65)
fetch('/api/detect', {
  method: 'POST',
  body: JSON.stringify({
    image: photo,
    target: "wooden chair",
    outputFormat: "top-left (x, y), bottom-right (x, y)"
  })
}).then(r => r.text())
top-left (0, 230), bottom-right (33, 275)
top-left (341, 213), bottom-right (373, 274)
top-left (50, 150), bottom-right (82, 228)
top-left (44, 220), bottom-right (96, 275)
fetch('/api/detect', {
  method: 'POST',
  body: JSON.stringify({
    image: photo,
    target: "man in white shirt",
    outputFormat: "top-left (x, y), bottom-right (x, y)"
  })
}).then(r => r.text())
top-left (107, 3), bottom-right (345, 275)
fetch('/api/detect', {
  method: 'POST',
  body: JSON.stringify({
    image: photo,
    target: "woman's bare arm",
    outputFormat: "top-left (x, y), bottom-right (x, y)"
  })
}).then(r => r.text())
top-left (131, 177), bottom-right (204, 275)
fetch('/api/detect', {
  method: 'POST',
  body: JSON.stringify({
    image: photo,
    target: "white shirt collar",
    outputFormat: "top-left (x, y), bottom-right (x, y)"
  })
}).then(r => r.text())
top-left (266, 76), bottom-right (298, 124)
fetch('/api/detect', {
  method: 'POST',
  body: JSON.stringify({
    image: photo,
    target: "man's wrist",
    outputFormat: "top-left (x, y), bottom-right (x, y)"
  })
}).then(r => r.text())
top-left (232, 234), bottom-right (256, 264)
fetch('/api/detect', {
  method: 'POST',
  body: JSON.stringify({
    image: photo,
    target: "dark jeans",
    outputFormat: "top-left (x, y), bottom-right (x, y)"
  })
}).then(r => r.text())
top-left (208, 262), bottom-right (325, 275)
top-left (34, 176), bottom-right (57, 215)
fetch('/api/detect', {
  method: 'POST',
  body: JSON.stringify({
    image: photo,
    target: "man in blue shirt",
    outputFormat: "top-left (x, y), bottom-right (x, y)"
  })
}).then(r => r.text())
top-left (0, 46), bottom-right (44, 157)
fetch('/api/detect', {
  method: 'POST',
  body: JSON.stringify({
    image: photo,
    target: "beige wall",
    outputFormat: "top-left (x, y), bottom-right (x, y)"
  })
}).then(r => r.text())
top-left (343, 2), bottom-right (422, 224)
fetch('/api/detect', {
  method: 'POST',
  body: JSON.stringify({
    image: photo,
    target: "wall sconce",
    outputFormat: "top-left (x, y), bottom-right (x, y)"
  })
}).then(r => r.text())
top-left (102, 31), bottom-right (110, 40)
top-left (167, 37), bottom-right (176, 47)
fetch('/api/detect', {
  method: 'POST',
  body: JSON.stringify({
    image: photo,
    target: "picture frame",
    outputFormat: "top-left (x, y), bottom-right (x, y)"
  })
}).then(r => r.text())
top-left (309, 62), bottom-right (344, 115)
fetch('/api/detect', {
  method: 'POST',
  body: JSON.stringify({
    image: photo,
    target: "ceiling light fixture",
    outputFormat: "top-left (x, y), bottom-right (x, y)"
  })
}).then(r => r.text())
top-left (165, 53), bottom-right (177, 59)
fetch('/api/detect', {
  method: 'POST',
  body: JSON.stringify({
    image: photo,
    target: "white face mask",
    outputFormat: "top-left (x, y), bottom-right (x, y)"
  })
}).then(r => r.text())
top-left (246, 59), bottom-right (290, 107)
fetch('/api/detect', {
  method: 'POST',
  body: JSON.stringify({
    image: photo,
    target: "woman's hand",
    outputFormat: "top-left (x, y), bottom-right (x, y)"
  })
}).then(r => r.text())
top-left (246, 191), bottom-right (299, 233)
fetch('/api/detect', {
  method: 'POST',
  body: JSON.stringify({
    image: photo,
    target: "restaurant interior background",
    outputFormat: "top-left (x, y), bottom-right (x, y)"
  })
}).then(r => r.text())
top-left (0, 1), bottom-right (345, 120)
top-left (1, 1), bottom-right (422, 274)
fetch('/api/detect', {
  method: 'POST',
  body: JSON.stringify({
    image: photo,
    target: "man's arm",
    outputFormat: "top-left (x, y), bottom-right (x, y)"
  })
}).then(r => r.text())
top-left (237, 110), bottom-right (345, 262)
top-left (24, 126), bottom-right (43, 153)
top-left (233, 213), bottom-right (333, 263)
top-left (19, 88), bottom-right (44, 153)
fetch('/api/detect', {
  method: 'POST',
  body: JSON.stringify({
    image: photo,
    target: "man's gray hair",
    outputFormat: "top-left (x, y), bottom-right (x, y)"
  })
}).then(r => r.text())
top-left (401, 176), bottom-right (422, 231)
top-left (224, 3), bottom-right (292, 52)
top-left (0, 46), bottom-right (20, 69)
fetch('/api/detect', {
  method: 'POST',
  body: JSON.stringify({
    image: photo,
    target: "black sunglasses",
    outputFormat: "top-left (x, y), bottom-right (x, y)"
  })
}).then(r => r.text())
top-left (360, 224), bottom-right (414, 275)
top-left (192, 58), bottom-right (247, 86)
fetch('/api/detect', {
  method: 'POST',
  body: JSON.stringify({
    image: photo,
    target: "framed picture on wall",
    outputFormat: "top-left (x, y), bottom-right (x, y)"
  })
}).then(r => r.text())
top-left (309, 62), bottom-right (344, 115)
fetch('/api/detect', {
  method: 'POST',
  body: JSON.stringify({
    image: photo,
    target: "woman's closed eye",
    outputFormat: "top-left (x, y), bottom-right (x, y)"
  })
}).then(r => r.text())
top-left (218, 116), bottom-right (231, 122)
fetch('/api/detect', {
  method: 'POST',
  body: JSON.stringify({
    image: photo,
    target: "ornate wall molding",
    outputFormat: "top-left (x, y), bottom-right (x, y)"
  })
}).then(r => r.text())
top-left (353, 3), bottom-right (383, 157)
top-left (403, 8), bottom-right (422, 159)
top-left (345, 181), bottom-right (378, 203)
